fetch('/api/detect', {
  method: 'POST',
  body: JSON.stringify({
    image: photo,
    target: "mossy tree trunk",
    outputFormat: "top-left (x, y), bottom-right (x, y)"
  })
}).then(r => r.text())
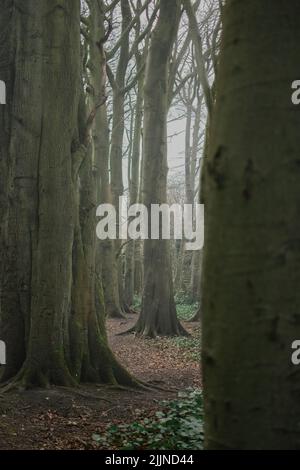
top-left (0, 0), bottom-right (27, 380)
top-left (0, 0), bottom-right (138, 389)
top-left (202, 0), bottom-right (300, 449)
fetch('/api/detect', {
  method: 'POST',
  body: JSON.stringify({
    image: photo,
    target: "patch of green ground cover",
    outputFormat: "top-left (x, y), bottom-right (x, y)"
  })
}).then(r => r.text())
top-left (176, 302), bottom-right (198, 321)
top-left (168, 329), bottom-right (201, 362)
top-left (92, 389), bottom-right (204, 450)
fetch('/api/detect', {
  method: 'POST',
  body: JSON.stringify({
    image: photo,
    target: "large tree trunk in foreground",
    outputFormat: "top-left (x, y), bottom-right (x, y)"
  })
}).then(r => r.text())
top-left (131, 0), bottom-right (187, 338)
top-left (0, 0), bottom-right (137, 389)
top-left (0, 1), bottom-right (23, 380)
top-left (202, 0), bottom-right (300, 449)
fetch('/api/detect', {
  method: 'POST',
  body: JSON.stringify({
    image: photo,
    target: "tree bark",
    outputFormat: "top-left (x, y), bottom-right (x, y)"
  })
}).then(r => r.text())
top-left (88, 0), bottom-right (125, 319)
top-left (131, 0), bottom-right (187, 337)
top-left (0, 0), bottom-right (138, 389)
top-left (109, 0), bottom-right (132, 317)
top-left (124, 53), bottom-right (144, 307)
top-left (202, 0), bottom-right (300, 449)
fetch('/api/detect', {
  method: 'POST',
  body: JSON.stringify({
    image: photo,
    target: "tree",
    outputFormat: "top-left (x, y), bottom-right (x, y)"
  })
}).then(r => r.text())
top-left (0, 0), bottom-right (137, 389)
top-left (183, 0), bottom-right (213, 118)
top-left (124, 50), bottom-right (145, 307)
top-left (202, 0), bottom-right (300, 449)
top-left (104, 0), bottom-right (157, 316)
top-left (182, 0), bottom-right (221, 318)
top-left (83, 0), bottom-right (126, 320)
top-left (130, 0), bottom-right (188, 337)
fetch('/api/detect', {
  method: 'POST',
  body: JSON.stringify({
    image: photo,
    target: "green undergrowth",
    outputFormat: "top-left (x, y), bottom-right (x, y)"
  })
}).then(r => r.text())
top-left (131, 296), bottom-right (200, 360)
top-left (132, 295), bottom-right (142, 311)
top-left (176, 302), bottom-right (198, 321)
top-left (167, 329), bottom-right (201, 362)
top-left (92, 389), bottom-right (203, 450)
top-left (133, 295), bottom-right (199, 322)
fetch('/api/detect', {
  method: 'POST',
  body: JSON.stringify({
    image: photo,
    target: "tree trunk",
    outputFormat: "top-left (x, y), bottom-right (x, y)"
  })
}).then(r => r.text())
top-left (202, 0), bottom-right (300, 449)
top-left (88, 0), bottom-right (125, 320)
top-left (1, 0), bottom-right (83, 386)
top-left (185, 95), bottom-right (202, 301)
top-left (174, 240), bottom-right (185, 293)
top-left (109, 0), bottom-right (132, 316)
top-left (0, 0), bottom-right (27, 380)
top-left (0, 0), bottom-right (138, 389)
top-left (131, 0), bottom-right (187, 338)
top-left (124, 54), bottom-right (144, 307)
top-left (190, 249), bottom-right (202, 302)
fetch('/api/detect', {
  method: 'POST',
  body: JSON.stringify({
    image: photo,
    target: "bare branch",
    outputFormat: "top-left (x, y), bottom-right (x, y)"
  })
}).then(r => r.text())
top-left (107, 0), bottom-right (152, 60)
top-left (182, 0), bottom-right (213, 117)
top-left (104, 0), bottom-right (121, 13)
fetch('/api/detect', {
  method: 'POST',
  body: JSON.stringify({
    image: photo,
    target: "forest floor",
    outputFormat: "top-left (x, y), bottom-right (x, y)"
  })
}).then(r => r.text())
top-left (0, 307), bottom-right (200, 450)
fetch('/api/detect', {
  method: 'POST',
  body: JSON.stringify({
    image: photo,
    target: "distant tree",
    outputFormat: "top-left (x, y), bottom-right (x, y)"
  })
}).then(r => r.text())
top-left (124, 41), bottom-right (146, 307)
top-left (130, 0), bottom-right (188, 337)
top-left (105, 0), bottom-right (157, 316)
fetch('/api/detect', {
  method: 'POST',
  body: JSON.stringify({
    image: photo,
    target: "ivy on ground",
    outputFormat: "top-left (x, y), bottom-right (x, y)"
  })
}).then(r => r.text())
top-left (92, 389), bottom-right (203, 450)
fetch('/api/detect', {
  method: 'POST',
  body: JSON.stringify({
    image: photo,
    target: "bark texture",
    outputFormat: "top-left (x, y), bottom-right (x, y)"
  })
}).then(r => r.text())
top-left (88, 0), bottom-right (125, 320)
top-left (132, 0), bottom-right (187, 337)
top-left (0, 0), bottom-right (137, 389)
top-left (202, 0), bottom-right (300, 449)
top-left (124, 53), bottom-right (144, 307)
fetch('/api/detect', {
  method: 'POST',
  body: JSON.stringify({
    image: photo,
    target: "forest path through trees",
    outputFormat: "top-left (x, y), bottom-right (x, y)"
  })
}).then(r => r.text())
top-left (0, 315), bottom-right (200, 450)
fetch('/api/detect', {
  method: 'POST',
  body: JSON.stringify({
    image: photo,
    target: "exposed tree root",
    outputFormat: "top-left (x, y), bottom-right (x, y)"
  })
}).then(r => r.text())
top-left (0, 360), bottom-right (78, 392)
top-left (57, 386), bottom-right (112, 402)
top-left (118, 323), bottom-right (190, 338)
top-left (106, 307), bottom-right (127, 319)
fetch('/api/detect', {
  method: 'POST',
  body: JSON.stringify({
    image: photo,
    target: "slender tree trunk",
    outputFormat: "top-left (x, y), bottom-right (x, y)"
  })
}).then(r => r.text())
top-left (124, 56), bottom-right (144, 307)
top-left (190, 249), bottom-right (201, 302)
top-left (190, 98), bottom-right (202, 204)
top-left (190, 100), bottom-right (202, 306)
top-left (109, 0), bottom-right (132, 316)
top-left (185, 96), bottom-right (202, 301)
top-left (174, 240), bottom-right (185, 293)
top-left (202, 0), bottom-right (300, 449)
top-left (131, 0), bottom-right (187, 337)
top-left (134, 240), bottom-right (143, 298)
top-left (88, 0), bottom-right (125, 319)
top-left (185, 100), bottom-right (193, 205)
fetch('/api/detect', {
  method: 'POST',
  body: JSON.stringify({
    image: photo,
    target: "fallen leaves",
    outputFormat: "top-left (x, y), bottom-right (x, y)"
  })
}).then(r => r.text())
top-left (0, 314), bottom-right (201, 450)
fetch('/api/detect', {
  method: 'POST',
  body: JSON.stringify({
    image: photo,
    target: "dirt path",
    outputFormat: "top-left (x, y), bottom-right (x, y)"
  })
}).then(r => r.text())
top-left (0, 316), bottom-right (200, 450)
